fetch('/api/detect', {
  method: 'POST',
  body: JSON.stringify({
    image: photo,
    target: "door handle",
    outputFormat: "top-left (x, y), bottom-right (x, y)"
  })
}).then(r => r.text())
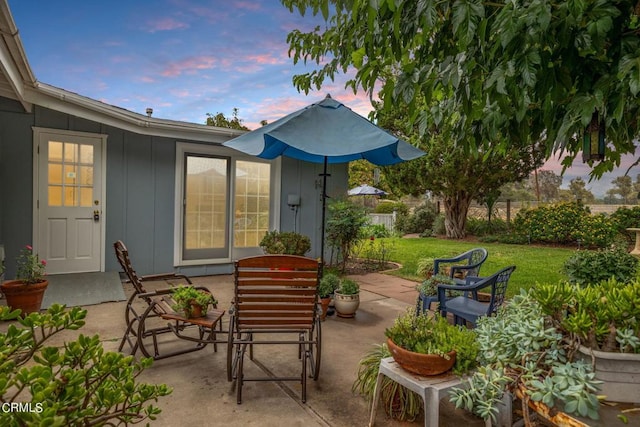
top-left (93, 210), bottom-right (100, 221)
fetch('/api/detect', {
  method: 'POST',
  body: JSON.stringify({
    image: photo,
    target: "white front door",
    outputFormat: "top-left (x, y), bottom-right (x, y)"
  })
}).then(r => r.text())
top-left (35, 128), bottom-right (106, 274)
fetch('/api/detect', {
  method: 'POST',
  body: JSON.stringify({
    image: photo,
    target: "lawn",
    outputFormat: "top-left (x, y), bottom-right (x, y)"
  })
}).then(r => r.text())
top-left (377, 237), bottom-right (576, 297)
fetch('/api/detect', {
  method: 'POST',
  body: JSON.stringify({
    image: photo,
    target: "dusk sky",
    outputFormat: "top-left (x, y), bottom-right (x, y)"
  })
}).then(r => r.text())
top-left (8, 0), bottom-right (638, 198)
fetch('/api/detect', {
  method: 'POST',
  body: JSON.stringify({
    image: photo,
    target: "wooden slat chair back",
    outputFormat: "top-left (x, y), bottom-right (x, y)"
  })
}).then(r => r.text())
top-left (227, 254), bottom-right (322, 404)
top-left (114, 240), bottom-right (225, 360)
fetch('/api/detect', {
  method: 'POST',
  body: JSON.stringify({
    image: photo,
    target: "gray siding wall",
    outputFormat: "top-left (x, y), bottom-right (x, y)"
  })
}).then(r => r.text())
top-left (0, 97), bottom-right (347, 277)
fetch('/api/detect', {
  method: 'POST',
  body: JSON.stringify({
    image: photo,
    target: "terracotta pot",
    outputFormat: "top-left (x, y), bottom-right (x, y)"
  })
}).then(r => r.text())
top-left (319, 296), bottom-right (331, 321)
top-left (387, 338), bottom-right (456, 376)
top-left (1, 279), bottom-right (49, 314)
top-left (186, 301), bottom-right (206, 318)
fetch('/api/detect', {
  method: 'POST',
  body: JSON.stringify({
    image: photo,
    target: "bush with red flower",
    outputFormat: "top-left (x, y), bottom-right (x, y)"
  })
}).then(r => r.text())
top-left (16, 245), bottom-right (46, 284)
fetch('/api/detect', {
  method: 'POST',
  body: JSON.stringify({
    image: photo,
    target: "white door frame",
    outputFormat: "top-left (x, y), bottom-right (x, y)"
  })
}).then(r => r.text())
top-left (32, 127), bottom-right (108, 273)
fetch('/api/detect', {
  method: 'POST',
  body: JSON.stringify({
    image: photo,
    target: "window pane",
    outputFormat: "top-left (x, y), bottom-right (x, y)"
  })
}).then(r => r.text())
top-left (64, 187), bottom-right (76, 206)
top-left (234, 160), bottom-right (270, 248)
top-left (64, 165), bottom-right (77, 184)
top-left (80, 145), bottom-right (93, 164)
top-left (49, 141), bottom-right (63, 162)
top-left (79, 166), bottom-right (93, 185)
top-left (80, 187), bottom-right (93, 207)
top-left (48, 186), bottom-right (62, 206)
top-left (64, 142), bottom-right (77, 162)
top-left (184, 156), bottom-right (228, 254)
top-left (48, 163), bottom-right (63, 185)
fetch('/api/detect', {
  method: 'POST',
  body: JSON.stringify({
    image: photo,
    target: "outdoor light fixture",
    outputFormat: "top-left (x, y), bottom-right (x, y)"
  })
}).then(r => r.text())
top-left (582, 111), bottom-right (605, 162)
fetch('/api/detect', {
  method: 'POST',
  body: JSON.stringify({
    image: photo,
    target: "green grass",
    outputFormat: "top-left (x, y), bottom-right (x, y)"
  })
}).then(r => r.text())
top-left (380, 237), bottom-right (576, 297)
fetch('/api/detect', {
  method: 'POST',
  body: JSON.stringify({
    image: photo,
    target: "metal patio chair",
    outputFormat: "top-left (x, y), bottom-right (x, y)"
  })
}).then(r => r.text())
top-left (114, 240), bottom-right (225, 360)
top-left (437, 265), bottom-right (516, 327)
top-left (226, 254), bottom-right (322, 404)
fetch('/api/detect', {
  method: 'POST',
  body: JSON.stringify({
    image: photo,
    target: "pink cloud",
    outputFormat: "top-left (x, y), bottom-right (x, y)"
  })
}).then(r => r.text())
top-left (245, 54), bottom-right (285, 65)
top-left (235, 1), bottom-right (262, 12)
top-left (144, 17), bottom-right (189, 33)
top-left (161, 56), bottom-right (218, 77)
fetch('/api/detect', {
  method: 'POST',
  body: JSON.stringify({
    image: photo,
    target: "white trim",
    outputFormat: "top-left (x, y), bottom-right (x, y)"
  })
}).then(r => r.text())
top-left (32, 127), bottom-right (108, 272)
top-left (173, 142), bottom-right (280, 266)
top-left (24, 83), bottom-right (245, 143)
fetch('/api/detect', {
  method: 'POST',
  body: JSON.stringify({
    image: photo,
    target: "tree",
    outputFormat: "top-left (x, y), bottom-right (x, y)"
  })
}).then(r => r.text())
top-left (283, 0), bottom-right (640, 180)
top-left (529, 170), bottom-right (562, 202)
top-left (609, 175), bottom-right (636, 203)
top-left (376, 98), bottom-right (544, 238)
top-left (566, 177), bottom-right (596, 203)
top-left (498, 181), bottom-right (535, 202)
top-left (205, 107), bottom-right (250, 130)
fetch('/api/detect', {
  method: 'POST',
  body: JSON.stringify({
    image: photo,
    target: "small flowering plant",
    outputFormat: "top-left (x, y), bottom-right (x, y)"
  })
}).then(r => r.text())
top-left (16, 245), bottom-right (47, 284)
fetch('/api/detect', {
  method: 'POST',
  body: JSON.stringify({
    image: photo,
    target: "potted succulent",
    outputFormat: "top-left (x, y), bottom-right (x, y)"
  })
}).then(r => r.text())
top-left (318, 272), bottom-right (340, 320)
top-left (385, 310), bottom-right (478, 376)
top-left (415, 274), bottom-right (456, 314)
top-left (333, 277), bottom-right (360, 318)
top-left (532, 279), bottom-right (640, 403)
top-left (171, 285), bottom-right (217, 318)
top-left (0, 245), bottom-right (48, 314)
top-left (259, 230), bottom-right (311, 256)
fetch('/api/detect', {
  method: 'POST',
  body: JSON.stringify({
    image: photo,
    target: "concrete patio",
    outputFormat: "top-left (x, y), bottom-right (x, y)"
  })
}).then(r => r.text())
top-left (2, 272), bottom-right (637, 426)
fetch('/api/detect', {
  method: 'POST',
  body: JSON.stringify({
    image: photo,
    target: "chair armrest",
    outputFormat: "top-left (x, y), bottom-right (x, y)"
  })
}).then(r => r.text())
top-left (139, 273), bottom-right (193, 284)
top-left (463, 276), bottom-right (483, 285)
top-left (138, 285), bottom-right (212, 298)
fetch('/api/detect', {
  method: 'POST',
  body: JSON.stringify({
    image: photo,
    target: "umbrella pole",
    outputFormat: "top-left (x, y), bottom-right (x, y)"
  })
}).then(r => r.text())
top-left (320, 157), bottom-right (328, 276)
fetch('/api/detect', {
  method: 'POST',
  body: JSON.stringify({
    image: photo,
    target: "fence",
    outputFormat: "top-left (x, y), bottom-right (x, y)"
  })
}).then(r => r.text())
top-left (369, 213), bottom-right (396, 231)
top-left (462, 201), bottom-right (638, 222)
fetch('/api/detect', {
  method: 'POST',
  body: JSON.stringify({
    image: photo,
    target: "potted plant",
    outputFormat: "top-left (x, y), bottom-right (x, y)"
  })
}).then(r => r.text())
top-left (352, 343), bottom-right (423, 422)
top-left (415, 274), bottom-right (456, 314)
top-left (333, 277), bottom-right (360, 318)
top-left (318, 272), bottom-right (340, 320)
top-left (0, 245), bottom-right (48, 314)
top-left (259, 230), bottom-right (311, 256)
top-left (171, 285), bottom-right (217, 318)
top-left (385, 310), bottom-right (478, 376)
top-left (532, 279), bottom-right (640, 403)
top-left (449, 291), bottom-right (602, 425)
top-left (415, 257), bottom-right (435, 278)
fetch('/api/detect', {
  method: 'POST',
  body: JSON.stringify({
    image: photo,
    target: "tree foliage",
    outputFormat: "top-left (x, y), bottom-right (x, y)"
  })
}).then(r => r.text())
top-left (375, 97), bottom-right (544, 238)
top-left (283, 0), bottom-right (640, 179)
top-left (205, 107), bottom-right (250, 130)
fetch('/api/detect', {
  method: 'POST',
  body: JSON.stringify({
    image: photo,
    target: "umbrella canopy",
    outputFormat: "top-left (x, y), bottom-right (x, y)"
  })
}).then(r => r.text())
top-left (223, 95), bottom-right (424, 165)
top-left (348, 184), bottom-right (387, 196)
top-left (223, 95), bottom-right (425, 268)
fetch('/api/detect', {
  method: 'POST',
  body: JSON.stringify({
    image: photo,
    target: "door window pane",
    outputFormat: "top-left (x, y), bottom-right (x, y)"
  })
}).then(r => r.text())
top-left (48, 140), bottom-right (94, 207)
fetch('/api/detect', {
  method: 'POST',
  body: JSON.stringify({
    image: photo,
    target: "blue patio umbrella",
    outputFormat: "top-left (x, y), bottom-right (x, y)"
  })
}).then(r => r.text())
top-left (223, 95), bottom-right (424, 267)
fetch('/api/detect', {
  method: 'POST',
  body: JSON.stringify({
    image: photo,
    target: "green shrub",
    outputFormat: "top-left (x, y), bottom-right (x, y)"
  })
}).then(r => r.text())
top-left (610, 206), bottom-right (640, 245)
top-left (360, 223), bottom-right (391, 238)
top-left (395, 203), bottom-right (437, 235)
top-left (572, 213), bottom-right (618, 248)
top-left (0, 305), bottom-right (171, 426)
top-left (431, 214), bottom-right (446, 236)
top-left (562, 246), bottom-right (639, 286)
top-left (512, 202), bottom-right (616, 248)
top-left (465, 217), bottom-right (509, 237)
top-left (259, 230), bottom-right (311, 255)
top-left (326, 199), bottom-right (370, 271)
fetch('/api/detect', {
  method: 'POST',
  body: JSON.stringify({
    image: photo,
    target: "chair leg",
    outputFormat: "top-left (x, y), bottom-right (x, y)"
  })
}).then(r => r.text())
top-left (237, 342), bottom-right (248, 404)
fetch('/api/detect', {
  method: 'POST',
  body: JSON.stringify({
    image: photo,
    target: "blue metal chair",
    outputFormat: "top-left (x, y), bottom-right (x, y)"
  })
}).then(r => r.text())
top-left (433, 248), bottom-right (488, 282)
top-left (437, 265), bottom-right (516, 327)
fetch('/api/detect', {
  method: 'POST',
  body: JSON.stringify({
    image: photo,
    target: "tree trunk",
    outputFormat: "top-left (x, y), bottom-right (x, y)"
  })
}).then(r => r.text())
top-left (443, 193), bottom-right (472, 239)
